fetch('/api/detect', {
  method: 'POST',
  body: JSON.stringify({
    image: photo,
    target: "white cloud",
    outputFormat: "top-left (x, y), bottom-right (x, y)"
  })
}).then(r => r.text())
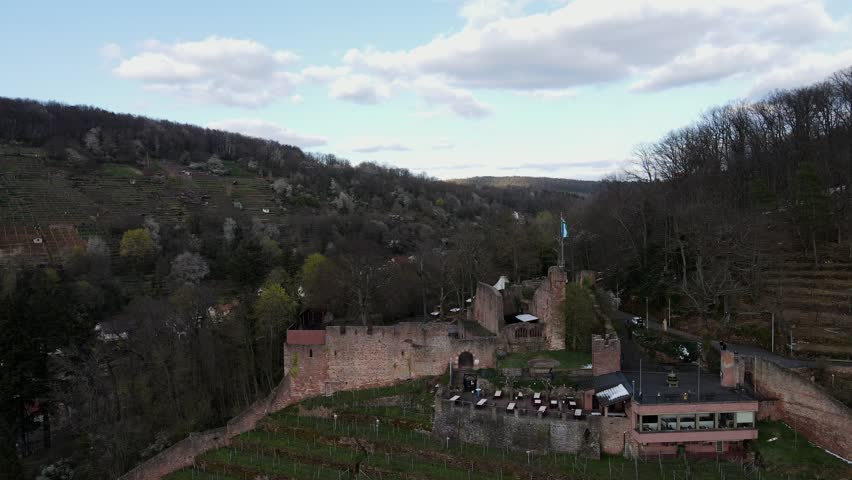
top-left (329, 74), bottom-right (392, 104)
top-left (630, 44), bottom-right (782, 92)
top-left (408, 76), bottom-right (492, 118)
top-left (343, 0), bottom-right (839, 92)
top-left (459, 0), bottom-right (533, 26)
top-left (206, 118), bottom-right (327, 148)
top-left (99, 43), bottom-right (122, 61)
top-left (515, 88), bottom-right (578, 100)
top-left (345, 136), bottom-right (413, 153)
top-left (749, 49), bottom-right (852, 96)
top-left (113, 36), bottom-right (301, 108)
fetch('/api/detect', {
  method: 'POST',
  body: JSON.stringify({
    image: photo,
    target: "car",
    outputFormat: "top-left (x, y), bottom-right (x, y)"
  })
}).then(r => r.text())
top-left (630, 316), bottom-right (644, 326)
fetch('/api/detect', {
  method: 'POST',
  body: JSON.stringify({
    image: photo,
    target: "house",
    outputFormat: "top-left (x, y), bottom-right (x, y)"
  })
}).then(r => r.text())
top-left (583, 334), bottom-right (759, 458)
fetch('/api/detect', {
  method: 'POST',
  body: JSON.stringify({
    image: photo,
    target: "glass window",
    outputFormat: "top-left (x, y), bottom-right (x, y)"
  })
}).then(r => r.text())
top-left (678, 415), bottom-right (696, 430)
top-left (719, 413), bottom-right (735, 429)
top-left (735, 412), bottom-right (755, 428)
top-left (698, 413), bottom-right (714, 430)
top-left (661, 416), bottom-right (678, 431)
top-left (640, 415), bottom-right (658, 431)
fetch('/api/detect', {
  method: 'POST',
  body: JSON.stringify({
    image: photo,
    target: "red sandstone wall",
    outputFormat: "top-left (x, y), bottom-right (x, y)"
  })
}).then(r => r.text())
top-left (312, 323), bottom-right (497, 393)
top-left (530, 266), bottom-right (566, 350)
top-left (752, 357), bottom-right (852, 461)
top-left (473, 282), bottom-right (503, 334)
top-left (591, 334), bottom-right (621, 376)
top-left (283, 343), bottom-right (330, 398)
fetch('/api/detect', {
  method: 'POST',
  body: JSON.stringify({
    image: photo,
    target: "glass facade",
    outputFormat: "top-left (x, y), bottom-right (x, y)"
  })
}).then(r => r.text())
top-left (638, 412), bottom-right (755, 432)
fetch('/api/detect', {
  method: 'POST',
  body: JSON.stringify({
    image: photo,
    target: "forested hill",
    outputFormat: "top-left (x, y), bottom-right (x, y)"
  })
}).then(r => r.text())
top-left (453, 175), bottom-right (599, 196)
top-left (0, 97), bottom-right (579, 478)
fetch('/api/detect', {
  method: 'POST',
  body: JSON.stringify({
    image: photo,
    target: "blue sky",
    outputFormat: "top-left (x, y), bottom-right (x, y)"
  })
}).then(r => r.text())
top-left (2, 0), bottom-right (852, 179)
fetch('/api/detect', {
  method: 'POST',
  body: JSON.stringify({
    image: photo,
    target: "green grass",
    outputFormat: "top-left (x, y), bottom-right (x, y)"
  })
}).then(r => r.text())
top-left (754, 421), bottom-right (851, 479)
top-left (497, 349), bottom-right (591, 370)
top-left (161, 382), bottom-right (852, 480)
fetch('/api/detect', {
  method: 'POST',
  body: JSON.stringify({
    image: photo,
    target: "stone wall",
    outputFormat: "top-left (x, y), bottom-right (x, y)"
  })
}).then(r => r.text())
top-left (119, 375), bottom-right (297, 480)
top-left (433, 398), bottom-right (600, 457)
top-left (473, 282), bottom-right (503, 334)
top-left (530, 266), bottom-right (567, 350)
top-left (285, 323), bottom-right (498, 396)
top-left (597, 416), bottom-right (631, 455)
top-left (501, 322), bottom-right (547, 353)
top-left (750, 356), bottom-right (852, 460)
top-left (591, 334), bottom-right (621, 376)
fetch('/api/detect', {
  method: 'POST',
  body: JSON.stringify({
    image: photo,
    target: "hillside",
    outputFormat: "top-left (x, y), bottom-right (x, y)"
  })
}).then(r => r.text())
top-left (0, 98), bottom-right (581, 478)
top-left (453, 175), bottom-right (599, 196)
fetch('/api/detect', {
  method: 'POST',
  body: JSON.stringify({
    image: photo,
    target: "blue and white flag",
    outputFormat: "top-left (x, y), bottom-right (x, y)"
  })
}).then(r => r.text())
top-left (561, 217), bottom-right (569, 239)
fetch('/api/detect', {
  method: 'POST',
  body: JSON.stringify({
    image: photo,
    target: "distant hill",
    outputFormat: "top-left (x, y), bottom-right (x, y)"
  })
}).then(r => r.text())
top-left (452, 176), bottom-right (599, 196)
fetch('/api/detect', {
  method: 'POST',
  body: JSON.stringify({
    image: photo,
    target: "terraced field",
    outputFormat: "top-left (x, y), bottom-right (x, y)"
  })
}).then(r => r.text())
top-left (763, 256), bottom-right (852, 358)
top-left (0, 151), bottom-right (289, 295)
top-left (163, 381), bottom-right (850, 480)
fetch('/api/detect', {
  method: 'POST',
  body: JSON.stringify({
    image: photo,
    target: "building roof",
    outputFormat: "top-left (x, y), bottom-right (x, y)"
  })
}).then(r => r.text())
top-left (287, 330), bottom-right (326, 345)
top-left (515, 314), bottom-right (538, 322)
top-left (623, 370), bottom-right (756, 405)
top-left (596, 384), bottom-right (631, 407)
top-left (590, 371), bottom-right (631, 391)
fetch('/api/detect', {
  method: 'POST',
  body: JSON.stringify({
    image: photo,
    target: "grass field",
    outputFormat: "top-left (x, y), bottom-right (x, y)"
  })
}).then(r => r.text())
top-left (497, 349), bottom-right (591, 370)
top-left (164, 380), bottom-right (851, 480)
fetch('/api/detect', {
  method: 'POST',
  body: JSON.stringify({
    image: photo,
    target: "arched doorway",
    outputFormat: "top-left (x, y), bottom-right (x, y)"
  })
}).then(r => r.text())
top-left (458, 351), bottom-right (474, 368)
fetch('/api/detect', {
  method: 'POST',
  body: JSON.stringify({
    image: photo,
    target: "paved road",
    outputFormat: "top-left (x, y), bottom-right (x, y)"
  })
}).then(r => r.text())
top-left (612, 309), bottom-right (816, 369)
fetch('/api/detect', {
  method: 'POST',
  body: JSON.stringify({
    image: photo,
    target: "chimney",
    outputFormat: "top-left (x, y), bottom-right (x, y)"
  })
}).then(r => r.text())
top-left (720, 350), bottom-right (738, 387)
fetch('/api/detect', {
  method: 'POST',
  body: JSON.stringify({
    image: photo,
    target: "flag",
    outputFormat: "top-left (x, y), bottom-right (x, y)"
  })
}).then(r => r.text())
top-left (561, 218), bottom-right (569, 239)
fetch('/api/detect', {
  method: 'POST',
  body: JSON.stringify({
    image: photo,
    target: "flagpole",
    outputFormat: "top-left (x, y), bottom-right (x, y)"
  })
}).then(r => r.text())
top-left (559, 213), bottom-right (565, 268)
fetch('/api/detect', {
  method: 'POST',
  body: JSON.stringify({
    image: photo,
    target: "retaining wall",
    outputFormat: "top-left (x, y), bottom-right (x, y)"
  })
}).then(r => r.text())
top-left (433, 398), bottom-right (600, 458)
top-left (750, 356), bottom-right (852, 460)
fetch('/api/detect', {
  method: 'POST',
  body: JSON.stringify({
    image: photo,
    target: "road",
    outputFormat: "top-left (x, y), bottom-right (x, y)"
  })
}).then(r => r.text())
top-left (610, 309), bottom-right (817, 369)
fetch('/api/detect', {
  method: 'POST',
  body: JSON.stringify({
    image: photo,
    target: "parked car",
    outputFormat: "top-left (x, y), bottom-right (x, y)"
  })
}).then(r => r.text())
top-left (630, 316), bottom-right (645, 326)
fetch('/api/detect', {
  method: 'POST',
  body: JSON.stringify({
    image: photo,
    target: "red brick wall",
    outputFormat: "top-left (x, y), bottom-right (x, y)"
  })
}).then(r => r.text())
top-left (592, 334), bottom-right (621, 376)
top-left (473, 282), bottom-right (503, 334)
top-left (530, 267), bottom-right (566, 350)
top-left (751, 357), bottom-right (852, 460)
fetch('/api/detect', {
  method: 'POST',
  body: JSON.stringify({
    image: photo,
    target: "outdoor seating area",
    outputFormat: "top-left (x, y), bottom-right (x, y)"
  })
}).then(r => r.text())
top-left (444, 388), bottom-right (586, 421)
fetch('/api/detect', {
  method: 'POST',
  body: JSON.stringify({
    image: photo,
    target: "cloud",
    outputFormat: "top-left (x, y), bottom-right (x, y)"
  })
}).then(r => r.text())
top-left (99, 43), bottom-right (122, 61)
top-left (408, 76), bottom-right (492, 118)
top-left (344, 137), bottom-right (413, 153)
top-left (206, 118), bottom-right (327, 148)
top-left (113, 36), bottom-right (301, 107)
top-left (459, 0), bottom-right (533, 26)
top-left (329, 74), bottom-right (392, 104)
top-left (500, 160), bottom-right (618, 171)
top-left (630, 44), bottom-right (781, 92)
top-left (748, 49), bottom-right (852, 96)
top-left (342, 0), bottom-right (839, 92)
top-left (515, 88), bottom-right (578, 100)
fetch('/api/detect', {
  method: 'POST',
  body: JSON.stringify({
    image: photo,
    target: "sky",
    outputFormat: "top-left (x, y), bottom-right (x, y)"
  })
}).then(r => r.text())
top-left (2, 0), bottom-right (852, 180)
